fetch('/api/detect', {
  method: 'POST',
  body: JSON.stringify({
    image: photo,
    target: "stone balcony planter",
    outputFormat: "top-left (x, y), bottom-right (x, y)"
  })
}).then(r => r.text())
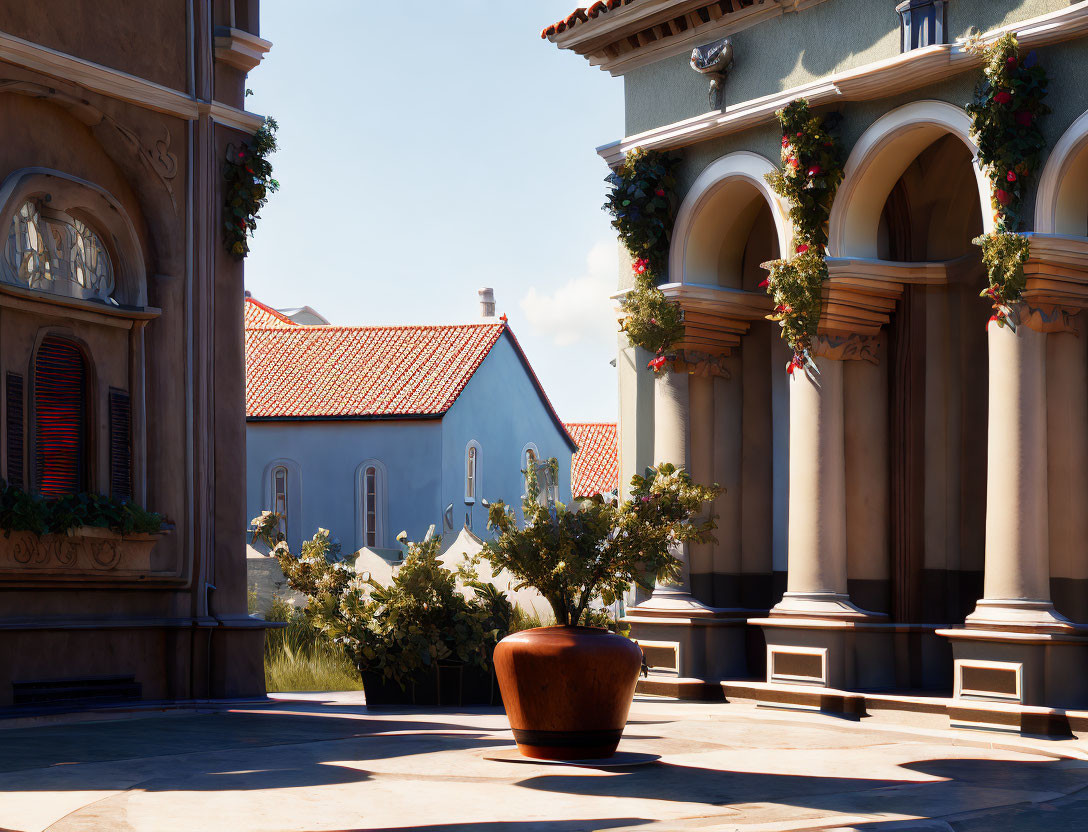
top-left (0, 526), bottom-right (169, 583)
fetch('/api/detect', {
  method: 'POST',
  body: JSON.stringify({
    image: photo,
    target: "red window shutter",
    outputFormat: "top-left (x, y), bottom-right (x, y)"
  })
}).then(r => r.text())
top-left (34, 338), bottom-right (87, 498)
top-left (6, 373), bottom-right (24, 490)
top-left (109, 389), bottom-right (132, 501)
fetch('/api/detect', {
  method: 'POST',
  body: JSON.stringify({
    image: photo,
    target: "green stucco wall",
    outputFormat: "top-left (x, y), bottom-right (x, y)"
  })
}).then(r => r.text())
top-left (624, 0), bottom-right (1072, 136)
top-left (658, 34), bottom-right (1088, 232)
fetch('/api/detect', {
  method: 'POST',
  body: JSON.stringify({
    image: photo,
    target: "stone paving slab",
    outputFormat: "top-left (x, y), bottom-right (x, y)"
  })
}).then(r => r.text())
top-left (0, 693), bottom-right (1085, 832)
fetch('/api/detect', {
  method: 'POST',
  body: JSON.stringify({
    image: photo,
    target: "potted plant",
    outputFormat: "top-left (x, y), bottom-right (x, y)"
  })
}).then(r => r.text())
top-left (251, 517), bottom-right (513, 707)
top-left (482, 462), bottom-right (717, 760)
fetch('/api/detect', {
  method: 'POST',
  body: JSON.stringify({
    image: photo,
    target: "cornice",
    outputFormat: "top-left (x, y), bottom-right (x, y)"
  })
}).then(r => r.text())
top-left (213, 27), bottom-right (272, 74)
top-left (1022, 234), bottom-right (1088, 311)
top-left (597, 2), bottom-right (1088, 166)
top-left (661, 282), bottom-right (771, 354)
top-left (0, 28), bottom-right (266, 133)
top-left (552, 0), bottom-right (827, 77)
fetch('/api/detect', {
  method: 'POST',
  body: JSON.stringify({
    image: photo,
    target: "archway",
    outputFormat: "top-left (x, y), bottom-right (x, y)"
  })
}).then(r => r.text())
top-left (1035, 108), bottom-right (1088, 236)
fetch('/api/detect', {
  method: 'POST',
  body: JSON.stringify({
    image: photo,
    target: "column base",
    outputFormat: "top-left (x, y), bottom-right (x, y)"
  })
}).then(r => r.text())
top-left (624, 591), bottom-right (757, 680)
top-left (769, 591), bottom-right (885, 620)
top-left (749, 615), bottom-right (896, 691)
top-left (939, 626), bottom-right (1088, 709)
top-left (964, 598), bottom-right (1076, 633)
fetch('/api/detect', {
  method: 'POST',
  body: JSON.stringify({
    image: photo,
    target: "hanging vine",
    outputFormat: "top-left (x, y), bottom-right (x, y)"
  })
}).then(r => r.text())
top-left (604, 149), bottom-right (684, 371)
top-left (223, 117), bottom-right (280, 259)
top-left (761, 99), bottom-right (845, 373)
top-left (965, 33), bottom-right (1049, 328)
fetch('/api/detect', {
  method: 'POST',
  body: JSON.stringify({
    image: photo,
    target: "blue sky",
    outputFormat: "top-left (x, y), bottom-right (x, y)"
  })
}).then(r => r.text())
top-left (245, 1), bottom-right (625, 423)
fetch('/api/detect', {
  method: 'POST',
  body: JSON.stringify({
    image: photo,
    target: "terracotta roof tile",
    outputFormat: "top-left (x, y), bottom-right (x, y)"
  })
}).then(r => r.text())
top-left (244, 296), bottom-right (299, 328)
top-left (565, 422), bottom-right (619, 497)
top-left (245, 322), bottom-right (506, 419)
top-left (541, 0), bottom-right (637, 39)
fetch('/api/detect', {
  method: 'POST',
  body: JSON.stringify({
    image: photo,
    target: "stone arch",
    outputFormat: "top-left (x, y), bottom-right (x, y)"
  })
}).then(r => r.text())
top-left (0, 168), bottom-right (149, 306)
top-left (829, 100), bottom-right (993, 258)
top-left (1035, 108), bottom-right (1088, 236)
top-left (669, 151), bottom-right (793, 287)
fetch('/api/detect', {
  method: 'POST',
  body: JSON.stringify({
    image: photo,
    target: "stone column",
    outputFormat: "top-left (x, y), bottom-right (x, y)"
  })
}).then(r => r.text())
top-left (1047, 320), bottom-right (1088, 624)
top-left (771, 344), bottom-right (873, 618)
top-left (714, 366), bottom-right (744, 607)
top-left (649, 366), bottom-right (699, 601)
top-left (966, 312), bottom-right (1072, 631)
top-left (688, 373), bottom-right (716, 604)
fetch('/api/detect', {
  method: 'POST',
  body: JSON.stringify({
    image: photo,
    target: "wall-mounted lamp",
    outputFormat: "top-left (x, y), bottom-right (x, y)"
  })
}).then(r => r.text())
top-left (690, 37), bottom-right (734, 110)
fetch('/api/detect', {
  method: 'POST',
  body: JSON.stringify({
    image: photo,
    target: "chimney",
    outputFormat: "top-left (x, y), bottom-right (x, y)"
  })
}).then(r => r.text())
top-left (478, 287), bottom-right (496, 319)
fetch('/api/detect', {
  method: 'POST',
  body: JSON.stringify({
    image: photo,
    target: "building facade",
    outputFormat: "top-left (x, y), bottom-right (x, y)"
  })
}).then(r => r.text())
top-left (547, 0), bottom-right (1088, 711)
top-left (0, 0), bottom-right (271, 708)
top-left (245, 295), bottom-right (576, 559)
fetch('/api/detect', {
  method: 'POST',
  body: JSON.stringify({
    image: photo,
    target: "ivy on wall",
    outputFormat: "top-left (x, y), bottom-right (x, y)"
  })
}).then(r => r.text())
top-left (965, 33), bottom-right (1049, 328)
top-left (603, 149), bottom-right (685, 371)
top-left (223, 118), bottom-right (280, 259)
top-left (760, 99), bottom-right (845, 373)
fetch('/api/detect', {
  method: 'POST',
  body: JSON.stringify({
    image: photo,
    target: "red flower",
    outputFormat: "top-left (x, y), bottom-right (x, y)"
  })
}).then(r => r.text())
top-left (782, 136), bottom-right (790, 147)
top-left (1015, 110), bottom-right (1034, 127)
top-left (1007, 171), bottom-right (1017, 182)
top-left (648, 355), bottom-right (668, 371)
top-left (237, 151), bottom-right (245, 159)
top-left (807, 165), bottom-right (821, 176)
top-left (993, 90), bottom-right (1013, 105)
top-left (1007, 56), bottom-right (1018, 67)
top-left (633, 258), bottom-right (649, 275)
top-left (796, 132), bottom-right (802, 137)
top-left (995, 189), bottom-right (1012, 205)
top-left (796, 243), bottom-right (810, 254)
top-left (758, 277), bottom-right (770, 288)
top-left (787, 157), bottom-right (799, 169)
top-left (786, 355), bottom-right (803, 375)
top-left (649, 318), bottom-right (657, 325)
top-left (655, 188), bottom-right (665, 197)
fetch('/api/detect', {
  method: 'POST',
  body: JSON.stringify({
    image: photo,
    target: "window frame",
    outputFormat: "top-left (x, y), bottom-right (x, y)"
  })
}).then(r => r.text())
top-left (465, 440), bottom-right (481, 504)
top-left (355, 459), bottom-right (387, 552)
top-left (262, 458), bottom-right (301, 552)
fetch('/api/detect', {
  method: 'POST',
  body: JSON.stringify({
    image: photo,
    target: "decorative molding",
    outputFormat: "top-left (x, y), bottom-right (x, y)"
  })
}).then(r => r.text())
top-left (1018, 303), bottom-right (1082, 336)
top-left (811, 333), bottom-right (879, 364)
top-left (596, 2), bottom-right (1088, 166)
top-left (669, 151), bottom-right (793, 284)
top-left (660, 281), bottom-right (772, 355)
top-left (550, 0), bottom-right (830, 77)
top-left (0, 28), bottom-right (266, 133)
top-left (672, 349), bottom-right (731, 378)
top-left (1022, 234), bottom-right (1088, 311)
top-left (828, 101), bottom-right (991, 258)
top-left (213, 27), bottom-right (272, 73)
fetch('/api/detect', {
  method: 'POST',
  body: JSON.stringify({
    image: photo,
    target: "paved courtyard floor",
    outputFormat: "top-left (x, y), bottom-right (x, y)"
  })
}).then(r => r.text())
top-left (2, 692), bottom-right (1088, 832)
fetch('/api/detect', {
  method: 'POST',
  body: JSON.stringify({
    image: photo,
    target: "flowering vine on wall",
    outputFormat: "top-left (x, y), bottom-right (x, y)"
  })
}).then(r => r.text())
top-left (965, 33), bottom-right (1049, 328)
top-left (223, 117), bottom-right (280, 259)
top-left (760, 99), bottom-right (845, 373)
top-left (603, 149), bottom-right (685, 371)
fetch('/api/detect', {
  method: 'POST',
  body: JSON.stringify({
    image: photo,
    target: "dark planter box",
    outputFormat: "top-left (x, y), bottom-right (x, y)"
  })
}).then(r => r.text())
top-left (362, 663), bottom-right (502, 708)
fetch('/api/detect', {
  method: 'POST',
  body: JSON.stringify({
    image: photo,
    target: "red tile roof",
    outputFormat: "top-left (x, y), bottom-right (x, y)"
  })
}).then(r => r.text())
top-left (541, 0), bottom-right (638, 39)
top-left (246, 323), bottom-right (506, 419)
top-left (244, 296), bottom-right (298, 328)
top-left (566, 422), bottom-right (619, 497)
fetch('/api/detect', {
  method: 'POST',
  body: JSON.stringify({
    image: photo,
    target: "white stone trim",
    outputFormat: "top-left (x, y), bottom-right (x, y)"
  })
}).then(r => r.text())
top-left (767, 644), bottom-right (829, 687)
top-left (1035, 108), bottom-right (1088, 236)
top-left (670, 151), bottom-right (794, 284)
top-left (355, 459), bottom-right (388, 553)
top-left (827, 100), bottom-right (991, 258)
top-left (597, 2), bottom-right (1088, 167)
top-left (214, 27), bottom-right (272, 73)
top-left (0, 28), bottom-right (265, 133)
top-left (465, 440), bottom-right (481, 504)
top-left (954, 659), bottom-right (1024, 703)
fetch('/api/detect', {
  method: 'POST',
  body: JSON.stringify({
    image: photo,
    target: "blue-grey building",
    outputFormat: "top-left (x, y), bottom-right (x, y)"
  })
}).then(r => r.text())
top-left (244, 293), bottom-right (575, 558)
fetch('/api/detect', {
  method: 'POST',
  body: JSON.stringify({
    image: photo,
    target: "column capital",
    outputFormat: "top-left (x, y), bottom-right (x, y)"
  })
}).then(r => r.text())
top-left (1016, 303), bottom-right (1082, 335)
top-left (811, 333), bottom-right (880, 364)
top-left (1023, 234), bottom-right (1088, 313)
top-left (671, 349), bottom-right (732, 379)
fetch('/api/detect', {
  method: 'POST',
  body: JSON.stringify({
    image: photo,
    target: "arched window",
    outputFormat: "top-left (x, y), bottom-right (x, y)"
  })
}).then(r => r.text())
top-left (5, 200), bottom-right (115, 302)
top-left (465, 441), bottom-right (480, 503)
top-left (364, 466), bottom-right (378, 547)
top-left (34, 337), bottom-right (88, 497)
top-left (355, 460), bottom-right (386, 551)
top-left (271, 464), bottom-right (289, 541)
top-left (521, 442), bottom-right (540, 495)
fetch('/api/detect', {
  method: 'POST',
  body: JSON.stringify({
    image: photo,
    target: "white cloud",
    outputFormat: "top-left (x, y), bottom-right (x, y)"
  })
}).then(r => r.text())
top-left (520, 240), bottom-right (618, 348)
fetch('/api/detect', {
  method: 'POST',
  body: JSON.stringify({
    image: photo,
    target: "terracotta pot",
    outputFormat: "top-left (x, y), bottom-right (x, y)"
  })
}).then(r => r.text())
top-left (493, 626), bottom-right (643, 760)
